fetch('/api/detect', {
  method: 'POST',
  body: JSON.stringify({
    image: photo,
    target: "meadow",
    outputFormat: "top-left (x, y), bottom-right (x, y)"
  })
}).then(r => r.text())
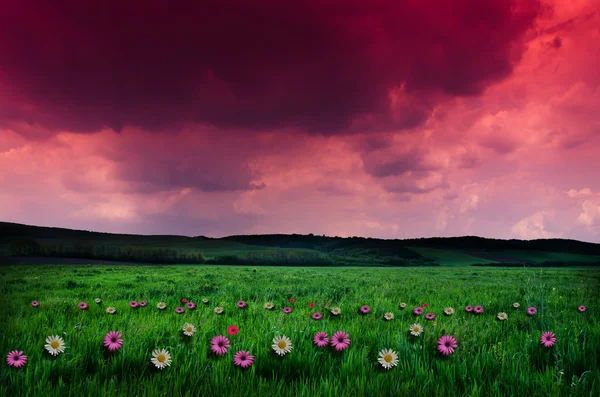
top-left (1, 265), bottom-right (599, 397)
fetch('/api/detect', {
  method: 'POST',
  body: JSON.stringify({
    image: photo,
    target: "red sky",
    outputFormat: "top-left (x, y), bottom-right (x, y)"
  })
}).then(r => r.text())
top-left (1, 0), bottom-right (599, 242)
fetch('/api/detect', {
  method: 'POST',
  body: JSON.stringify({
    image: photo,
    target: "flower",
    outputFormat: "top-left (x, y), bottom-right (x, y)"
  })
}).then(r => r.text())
top-left (175, 307), bottom-right (185, 314)
top-left (106, 306), bottom-right (116, 314)
top-left (151, 349), bottom-right (171, 370)
top-left (129, 301), bottom-right (138, 308)
top-left (237, 300), bottom-right (247, 309)
top-left (497, 312), bottom-right (508, 321)
top-left (312, 312), bottom-right (323, 320)
top-left (425, 313), bottom-right (436, 320)
top-left (444, 307), bottom-right (454, 316)
top-left (331, 307), bottom-right (341, 316)
top-left (186, 302), bottom-right (196, 310)
top-left (527, 307), bottom-right (537, 316)
top-left (513, 302), bottom-right (520, 309)
top-left (79, 302), bottom-right (88, 310)
top-left (473, 305), bottom-right (484, 314)
top-left (465, 305), bottom-right (473, 312)
top-left (578, 305), bottom-right (586, 313)
top-left (378, 348), bottom-right (398, 370)
top-left (264, 302), bottom-right (274, 310)
top-left (309, 303), bottom-right (315, 308)
top-left (214, 306), bottom-right (224, 314)
top-left (409, 323), bottom-right (423, 336)
top-left (289, 298), bottom-right (295, 303)
top-left (94, 298), bottom-right (101, 304)
top-left (44, 335), bottom-right (66, 356)
top-left (182, 324), bottom-right (196, 336)
top-left (210, 335), bottom-right (230, 355)
top-left (227, 325), bottom-right (239, 336)
top-left (157, 302), bottom-right (166, 310)
top-left (282, 307), bottom-right (292, 314)
top-left (360, 305), bottom-right (370, 314)
top-left (422, 303), bottom-right (428, 308)
top-left (540, 331), bottom-right (556, 348)
top-left (437, 335), bottom-right (458, 355)
top-left (384, 312), bottom-right (394, 321)
top-left (413, 307), bottom-right (423, 315)
top-left (313, 332), bottom-right (329, 348)
top-left (6, 351), bottom-right (27, 368)
top-left (233, 350), bottom-right (255, 368)
top-left (272, 335), bottom-right (293, 356)
top-left (139, 301), bottom-right (147, 307)
top-left (331, 331), bottom-right (351, 351)
top-left (399, 302), bottom-right (407, 309)
top-left (31, 300), bottom-right (39, 307)
top-left (181, 298), bottom-right (187, 303)
top-left (103, 331), bottom-right (123, 351)
top-left (202, 298), bottom-right (209, 304)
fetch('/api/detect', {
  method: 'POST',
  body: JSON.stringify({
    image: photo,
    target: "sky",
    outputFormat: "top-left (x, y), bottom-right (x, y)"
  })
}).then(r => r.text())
top-left (1, 0), bottom-right (599, 242)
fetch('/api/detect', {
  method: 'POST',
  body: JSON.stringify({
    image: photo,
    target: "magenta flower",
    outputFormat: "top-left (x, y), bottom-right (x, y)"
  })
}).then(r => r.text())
top-left (578, 305), bottom-right (586, 313)
top-left (31, 301), bottom-right (39, 307)
top-left (129, 301), bottom-right (138, 308)
top-left (437, 335), bottom-right (458, 356)
top-left (139, 301), bottom-right (147, 307)
top-left (6, 350), bottom-right (28, 368)
top-left (527, 307), bottom-right (537, 316)
top-left (237, 300), bottom-right (247, 309)
top-left (360, 305), bottom-right (370, 314)
top-left (282, 307), bottom-right (292, 314)
top-left (186, 302), bottom-right (196, 310)
top-left (425, 313), bottom-right (436, 320)
top-left (233, 350), bottom-right (254, 368)
top-left (413, 307), bottom-right (423, 315)
top-left (330, 331), bottom-right (351, 351)
top-left (312, 312), bottom-right (323, 320)
top-left (465, 305), bottom-right (473, 312)
top-left (473, 306), bottom-right (484, 314)
top-left (103, 331), bottom-right (124, 351)
top-left (314, 332), bottom-right (329, 348)
top-left (540, 331), bottom-right (556, 348)
top-left (79, 302), bottom-right (88, 310)
top-left (175, 307), bottom-right (185, 314)
top-left (210, 335), bottom-right (230, 355)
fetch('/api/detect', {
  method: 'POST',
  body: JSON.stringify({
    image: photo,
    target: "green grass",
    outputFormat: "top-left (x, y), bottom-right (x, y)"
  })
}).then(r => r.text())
top-left (474, 250), bottom-right (600, 264)
top-left (1, 265), bottom-right (599, 397)
top-left (407, 247), bottom-right (499, 266)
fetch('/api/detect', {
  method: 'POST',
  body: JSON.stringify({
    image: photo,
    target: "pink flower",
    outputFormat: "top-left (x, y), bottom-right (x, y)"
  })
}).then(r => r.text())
top-left (210, 335), bottom-right (230, 355)
top-left (413, 307), bottom-right (423, 315)
top-left (437, 335), bottom-right (458, 356)
top-left (330, 331), bottom-right (351, 351)
top-left (282, 307), bottom-right (292, 314)
top-left (31, 301), bottom-right (39, 307)
top-left (422, 303), bottom-right (428, 308)
top-left (425, 313), bottom-right (436, 320)
top-left (527, 307), bottom-right (537, 316)
top-left (309, 303), bottom-right (315, 308)
top-left (578, 305), bottom-right (586, 313)
top-left (473, 306), bottom-right (483, 314)
top-left (465, 306), bottom-right (473, 312)
top-left (139, 301), bottom-right (147, 307)
top-left (233, 350), bottom-right (254, 368)
top-left (103, 331), bottom-right (124, 351)
top-left (129, 301), bottom-right (138, 308)
top-left (312, 312), bottom-right (323, 320)
top-left (289, 298), bottom-right (295, 303)
top-left (360, 305), bottom-right (370, 314)
top-left (314, 332), bottom-right (329, 348)
top-left (237, 301), bottom-right (247, 309)
top-left (540, 331), bottom-right (556, 348)
top-left (6, 350), bottom-right (28, 368)
top-left (79, 302), bottom-right (88, 310)
top-left (175, 307), bottom-right (185, 314)
top-left (186, 302), bottom-right (196, 310)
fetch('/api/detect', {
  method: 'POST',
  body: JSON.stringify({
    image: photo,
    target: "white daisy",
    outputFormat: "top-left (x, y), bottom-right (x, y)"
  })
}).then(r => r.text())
top-left (151, 349), bottom-right (171, 370)
top-left (399, 302), bottom-right (407, 309)
top-left (264, 302), bottom-right (274, 310)
top-left (157, 302), bottom-right (166, 310)
top-left (94, 298), bottom-right (102, 304)
top-left (444, 307), bottom-right (455, 316)
top-left (202, 298), bottom-right (209, 304)
top-left (106, 306), bottom-right (116, 314)
top-left (214, 306), bottom-right (224, 314)
top-left (182, 323), bottom-right (196, 336)
top-left (44, 335), bottom-right (66, 356)
top-left (272, 335), bottom-right (293, 356)
top-left (378, 348), bottom-right (398, 370)
top-left (497, 312), bottom-right (508, 321)
top-left (331, 307), bottom-right (341, 316)
top-left (384, 312), bottom-right (394, 321)
top-left (513, 302), bottom-right (520, 308)
top-left (409, 323), bottom-right (423, 336)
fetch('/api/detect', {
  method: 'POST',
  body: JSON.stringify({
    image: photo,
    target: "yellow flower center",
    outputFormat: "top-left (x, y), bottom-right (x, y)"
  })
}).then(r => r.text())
top-left (186, 327), bottom-right (193, 332)
top-left (157, 354), bottom-right (166, 363)
top-left (384, 354), bottom-right (393, 363)
top-left (278, 341), bottom-right (287, 349)
top-left (51, 341), bottom-right (60, 349)
top-left (413, 327), bottom-right (420, 332)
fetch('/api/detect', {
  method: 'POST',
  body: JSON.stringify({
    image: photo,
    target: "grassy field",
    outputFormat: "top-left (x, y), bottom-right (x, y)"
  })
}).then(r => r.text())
top-left (1, 265), bottom-right (599, 397)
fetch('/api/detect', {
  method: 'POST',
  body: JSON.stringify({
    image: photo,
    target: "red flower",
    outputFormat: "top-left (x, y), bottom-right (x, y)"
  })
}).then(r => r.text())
top-left (227, 325), bottom-right (239, 336)
top-left (289, 298), bottom-right (295, 303)
top-left (309, 303), bottom-right (315, 308)
top-left (422, 303), bottom-right (428, 307)
top-left (181, 298), bottom-right (188, 303)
